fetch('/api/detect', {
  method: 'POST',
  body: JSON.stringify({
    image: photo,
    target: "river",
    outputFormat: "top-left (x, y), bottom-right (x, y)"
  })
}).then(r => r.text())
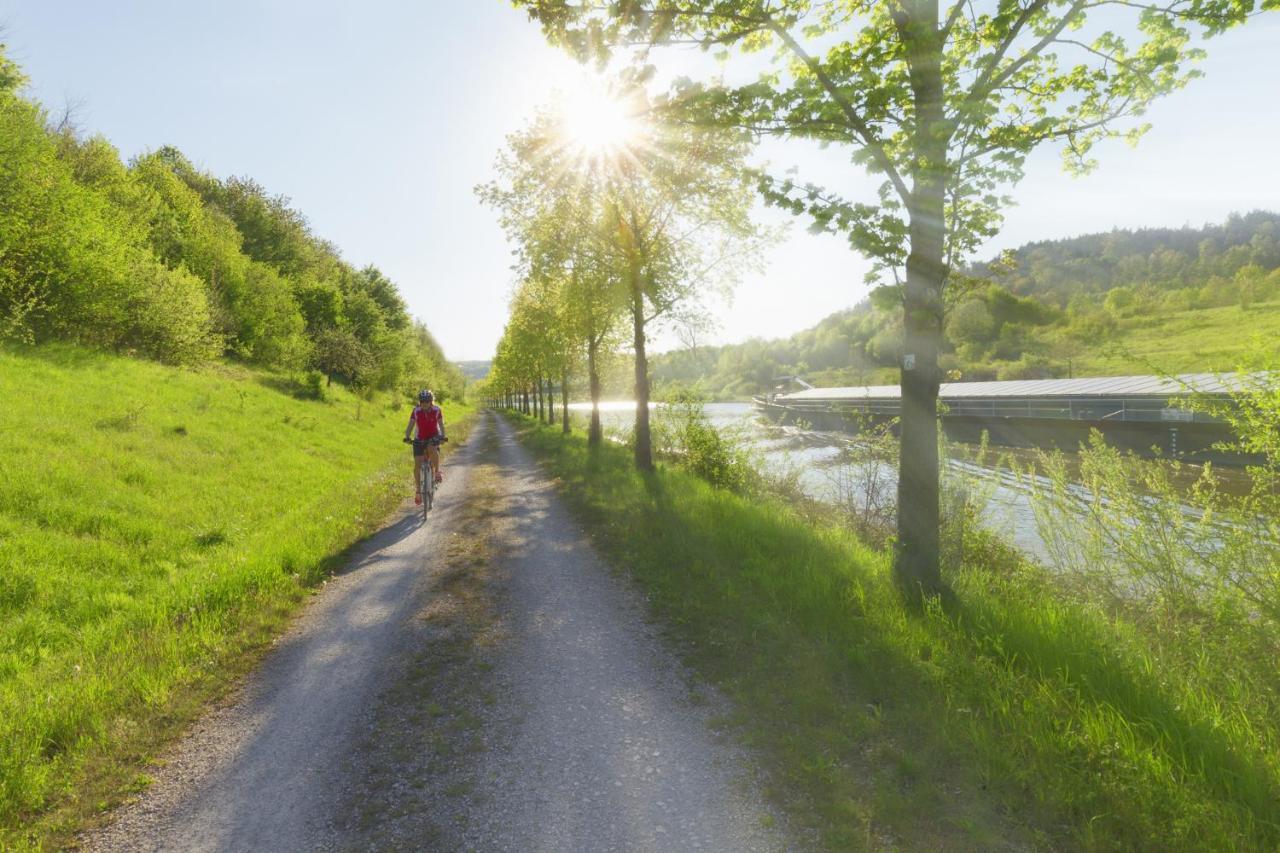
top-left (564, 401), bottom-right (1251, 562)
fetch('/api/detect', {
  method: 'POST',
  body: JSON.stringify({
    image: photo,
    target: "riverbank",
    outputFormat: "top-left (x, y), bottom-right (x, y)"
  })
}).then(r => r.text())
top-left (0, 344), bottom-right (474, 848)
top-left (511, 412), bottom-right (1280, 850)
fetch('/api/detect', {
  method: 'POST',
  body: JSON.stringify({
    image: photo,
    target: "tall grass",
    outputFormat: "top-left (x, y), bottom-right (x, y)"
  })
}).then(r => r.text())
top-left (0, 344), bottom-right (472, 846)
top-left (512, 412), bottom-right (1280, 850)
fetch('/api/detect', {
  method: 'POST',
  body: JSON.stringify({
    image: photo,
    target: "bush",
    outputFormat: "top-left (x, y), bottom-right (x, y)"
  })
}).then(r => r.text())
top-left (236, 263), bottom-right (308, 366)
top-left (301, 369), bottom-right (326, 401)
top-left (1017, 402), bottom-right (1280, 790)
top-left (995, 353), bottom-right (1056, 380)
top-left (655, 391), bottom-right (755, 494)
top-left (123, 257), bottom-right (221, 364)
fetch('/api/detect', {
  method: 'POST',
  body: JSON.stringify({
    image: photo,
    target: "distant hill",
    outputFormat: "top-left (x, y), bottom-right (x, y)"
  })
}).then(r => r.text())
top-left (652, 211), bottom-right (1280, 399)
top-left (455, 360), bottom-right (491, 381)
top-left (973, 210), bottom-right (1280, 305)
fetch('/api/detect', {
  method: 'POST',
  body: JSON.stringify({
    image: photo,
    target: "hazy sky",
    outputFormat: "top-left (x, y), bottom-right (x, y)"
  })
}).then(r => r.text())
top-left (2, 2), bottom-right (1277, 360)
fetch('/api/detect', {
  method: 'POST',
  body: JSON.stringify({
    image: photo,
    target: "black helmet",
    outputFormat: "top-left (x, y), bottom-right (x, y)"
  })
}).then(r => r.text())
top-left (418, 389), bottom-right (434, 402)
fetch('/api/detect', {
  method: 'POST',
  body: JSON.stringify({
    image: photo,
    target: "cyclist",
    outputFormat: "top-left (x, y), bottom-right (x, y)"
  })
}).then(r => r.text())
top-left (404, 389), bottom-right (447, 505)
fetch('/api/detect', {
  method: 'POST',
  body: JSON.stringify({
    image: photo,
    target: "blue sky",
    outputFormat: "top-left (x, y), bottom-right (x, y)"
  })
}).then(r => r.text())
top-left (2, 2), bottom-right (1277, 360)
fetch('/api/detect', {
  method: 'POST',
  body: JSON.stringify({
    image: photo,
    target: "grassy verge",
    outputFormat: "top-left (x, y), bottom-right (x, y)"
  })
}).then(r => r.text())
top-left (510, 413), bottom-right (1279, 851)
top-left (0, 344), bottom-right (474, 848)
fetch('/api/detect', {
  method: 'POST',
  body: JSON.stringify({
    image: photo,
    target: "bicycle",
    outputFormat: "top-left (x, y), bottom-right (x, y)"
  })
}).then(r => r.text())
top-left (405, 436), bottom-right (447, 519)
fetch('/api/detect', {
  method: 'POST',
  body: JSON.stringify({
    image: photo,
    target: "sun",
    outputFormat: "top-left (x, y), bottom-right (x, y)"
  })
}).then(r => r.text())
top-left (558, 80), bottom-right (642, 159)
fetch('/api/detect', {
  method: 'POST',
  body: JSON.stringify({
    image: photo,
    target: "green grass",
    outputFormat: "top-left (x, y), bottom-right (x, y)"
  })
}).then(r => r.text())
top-left (512, 414), bottom-right (1280, 851)
top-left (0, 343), bottom-right (473, 848)
top-left (1078, 299), bottom-right (1280, 375)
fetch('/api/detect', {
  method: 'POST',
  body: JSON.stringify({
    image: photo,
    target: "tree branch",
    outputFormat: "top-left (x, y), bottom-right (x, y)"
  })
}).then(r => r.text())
top-left (764, 20), bottom-right (913, 204)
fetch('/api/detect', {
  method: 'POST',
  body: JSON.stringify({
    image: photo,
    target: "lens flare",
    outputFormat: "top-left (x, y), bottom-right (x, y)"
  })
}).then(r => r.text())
top-left (559, 82), bottom-right (641, 158)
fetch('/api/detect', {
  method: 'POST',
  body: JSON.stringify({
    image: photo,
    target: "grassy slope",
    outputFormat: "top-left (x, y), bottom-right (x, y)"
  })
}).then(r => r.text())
top-left (0, 344), bottom-right (472, 847)
top-left (513, 415), bottom-right (1279, 851)
top-left (1073, 299), bottom-right (1280, 375)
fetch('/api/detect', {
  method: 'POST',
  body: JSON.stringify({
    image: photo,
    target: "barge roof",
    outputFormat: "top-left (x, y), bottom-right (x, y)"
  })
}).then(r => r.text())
top-left (778, 372), bottom-right (1261, 402)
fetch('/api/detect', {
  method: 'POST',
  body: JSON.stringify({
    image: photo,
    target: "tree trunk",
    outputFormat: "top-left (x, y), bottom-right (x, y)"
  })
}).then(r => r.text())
top-left (546, 377), bottom-right (556, 425)
top-left (561, 367), bottom-right (570, 434)
top-left (536, 379), bottom-right (543, 421)
top-left (588, 339), bottom-right (602, 446)
top-left (630, 268), bottom-right (653, 471)
top-left (895, 1), bottom-right (947, 597)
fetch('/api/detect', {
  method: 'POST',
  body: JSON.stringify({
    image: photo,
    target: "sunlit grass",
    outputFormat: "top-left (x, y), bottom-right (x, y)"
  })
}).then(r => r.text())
top-left (0, 343), bottom-right (473, 847)
top-left (1083, 299), bottom-right (1280, 375)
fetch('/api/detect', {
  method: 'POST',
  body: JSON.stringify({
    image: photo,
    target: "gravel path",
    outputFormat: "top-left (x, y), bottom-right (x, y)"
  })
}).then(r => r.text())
top-left (84, 412), bottom-right (793, 852)
top-left (445, 415), bottom-right (792, 853)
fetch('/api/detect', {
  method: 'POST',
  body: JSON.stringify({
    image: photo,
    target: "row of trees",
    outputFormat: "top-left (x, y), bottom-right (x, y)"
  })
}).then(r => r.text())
top-left (0, 44), bottom-right (461, 399)
top-left (477, 87), bottom-right (764, 468)
top-left (508, 0), bottom-right (1269, 593)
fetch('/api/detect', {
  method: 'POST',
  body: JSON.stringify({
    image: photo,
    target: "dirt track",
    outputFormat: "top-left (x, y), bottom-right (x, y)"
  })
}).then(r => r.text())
top-left (84, 412), bottom-right (791, 852)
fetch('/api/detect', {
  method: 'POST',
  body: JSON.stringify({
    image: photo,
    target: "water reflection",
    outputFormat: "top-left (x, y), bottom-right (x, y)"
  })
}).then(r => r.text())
top-left (563, 400), bottom-right (1249, 561)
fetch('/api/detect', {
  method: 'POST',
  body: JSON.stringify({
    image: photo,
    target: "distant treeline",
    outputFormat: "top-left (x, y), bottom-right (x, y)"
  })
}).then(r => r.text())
top-left (654, 211), bottom-right (1280, 397)
top-left (0, 45), bottom-right (461, 398)
top-left (978, 210), bottom-right (1280, 303)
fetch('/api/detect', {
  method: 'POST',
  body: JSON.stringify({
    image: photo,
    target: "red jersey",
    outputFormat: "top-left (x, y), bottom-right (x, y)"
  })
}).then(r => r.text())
top-left (411, 404), bottom-right (443, 439)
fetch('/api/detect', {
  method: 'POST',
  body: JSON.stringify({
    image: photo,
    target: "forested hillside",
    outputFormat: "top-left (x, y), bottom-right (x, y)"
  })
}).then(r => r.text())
top-left (0, 44), bottom-right (461, 397)
top-left (654, 212), bottom-right (1280, 397)
top-left (977, 210), bottom-right (1280, 303)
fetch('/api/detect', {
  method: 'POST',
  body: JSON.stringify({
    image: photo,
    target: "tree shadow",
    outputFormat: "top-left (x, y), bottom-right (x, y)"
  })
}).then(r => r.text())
top-left (253, 373), bottom-right (320, 401)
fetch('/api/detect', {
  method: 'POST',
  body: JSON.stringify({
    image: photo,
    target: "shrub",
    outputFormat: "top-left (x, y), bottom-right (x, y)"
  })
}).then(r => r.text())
top-left (301, 369), bottom-right (326, 401)
top-left (995, 353), bottom-right (1056, 380)
top-left (123, 256), bottom-right (221, 364)
top-left (655, 391), bottom-right (755, 494)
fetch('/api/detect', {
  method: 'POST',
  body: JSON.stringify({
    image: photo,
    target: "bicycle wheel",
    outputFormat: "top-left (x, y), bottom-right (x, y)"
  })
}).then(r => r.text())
top-left (424, 475), bottom-right (434, 515)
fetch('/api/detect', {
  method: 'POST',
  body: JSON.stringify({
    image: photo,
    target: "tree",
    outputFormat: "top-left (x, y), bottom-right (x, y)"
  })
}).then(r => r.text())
top-left (595, 87), bottom-right (766, 469)
top-left (516, 0), bottom-right (1274, 593)
top-left (946, 299), bottom-right (995, 346)
top-left (560, 208), bottom-right (625, 441)
top-left (312, 327), bottom-right (370, 387)
top-left (0, 41), bottom-right (25, 96)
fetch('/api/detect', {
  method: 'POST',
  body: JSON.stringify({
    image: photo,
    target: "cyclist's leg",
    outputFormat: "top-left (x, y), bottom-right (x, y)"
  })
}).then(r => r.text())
top-left (413, 449), bottom-right (424, 495)
top-left (428, 442), bottom-right (442, 482)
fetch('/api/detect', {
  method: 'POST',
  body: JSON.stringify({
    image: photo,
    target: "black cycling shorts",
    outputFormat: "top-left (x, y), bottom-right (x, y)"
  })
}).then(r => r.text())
top-left (411, 437), bottom-right (442, 457)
